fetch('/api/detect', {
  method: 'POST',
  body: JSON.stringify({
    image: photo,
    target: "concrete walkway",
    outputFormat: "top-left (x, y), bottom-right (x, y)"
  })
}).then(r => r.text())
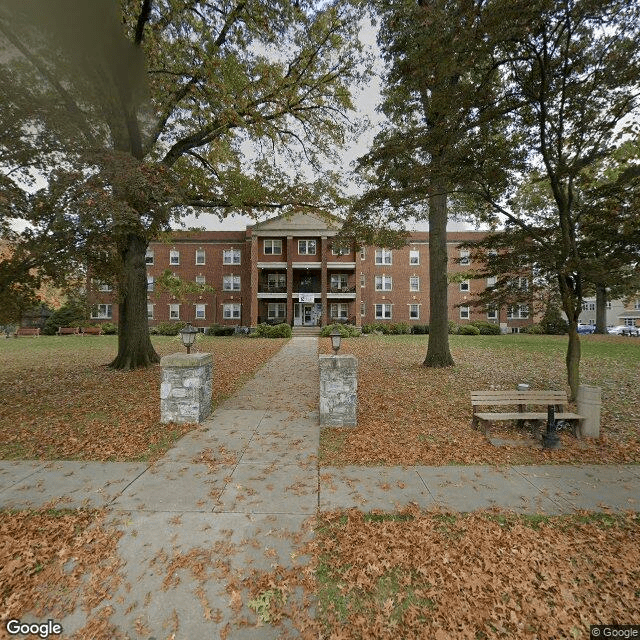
top-left (1, 336), bottom-right (639, 638)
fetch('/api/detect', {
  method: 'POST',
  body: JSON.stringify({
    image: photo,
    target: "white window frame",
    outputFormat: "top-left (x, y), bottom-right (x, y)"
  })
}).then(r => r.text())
top-left (360, 274), bottom-right (365, 288)
top-left (409, 276), bottom-right (420, 292)
top-left (459, 250), bottom-right (470, 265)
top-left (487, 276), bottom-right (497, 287)
top-left (147, 276), bottom-right (154, 292)
top-left (223, 274), bottom-right (241, 291)
top-left (169, 304), bottom-right (180, 320)
top-left (360, 247), bottom-right (366, 260)
top-left (360, 302), bottom-right (366, 316)
top-left (409, 249), bottom-right (420, 265)
top-left (195, 249), bottom-right (206, 265)
top-left (375, 275), bottom-right (392, 291)
top-left (97, 281), bottom-right (112, 292)
top-left (223, 249), bottom-right (241, 265)
top-left (330, 303), bottom-right (348, 319)
top-left (298, 239), bottom-right (317, 255)
top-left (375, 248), bottom-right (392, 265)
top-left (223, 303), bottom-right (241, 319)
top-left (507, 304), bottom-right (529, 319)
top-left (268, 302), bottom-right (286, 319)
top-left (195, 303), bottom-right (206, 319)
top-left (147, 303), bottom-right (154, 319)
top-left (145, 250), bottom-right (154, 265)
top-left (634, 299), bottom-right (640, 310)
top-left (332, 243), bottom-right (350, 256)
top-left (487, 305), bottom-right (498, 320)
top-left (375, 303), bottom-right (392, 319)
top-left (195, 275), bottom-right (206, 285)
top-left (264, 239), bottom-right (282, 255)
top-left (460, 280), bottom-right (470, 292)
top-left (170, 250), bottom-right (180, 265)
top-left (409, 304), bottom-right (420, 319)
top-left (267, 273), bottom-right (286, 288)
top-left (330, 274), bottom-right (348, 290)
top-left (459, 306), bottom-right (470, 320)
top-left (91, 304), bottom-right (112, 319)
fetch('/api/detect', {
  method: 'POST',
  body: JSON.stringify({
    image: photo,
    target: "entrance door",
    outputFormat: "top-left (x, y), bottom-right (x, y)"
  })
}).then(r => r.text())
top-left (303, 304), bottom-right (313, 325)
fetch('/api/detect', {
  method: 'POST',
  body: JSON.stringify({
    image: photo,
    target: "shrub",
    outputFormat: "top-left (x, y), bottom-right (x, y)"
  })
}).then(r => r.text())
top-left (390, 322), bottom-right (411, 335)
top-left (101, 322), bottom-right (118, 335)
top-left (362, 323), bottom-right (383, 334)
top-left (320, 323), bottom-right (360, 338)
top-left (206, 324), bottom-right (235, 336)
top-left (43, 303), bottom-right (88, 335)
top-left (470, 320), bottom-right (501, 335)
top-left (254, 322), bottom-right (292, 338)
top-left (458, 324), bottom-right (481, 335)
top-left (448, 321), bottom-right (460, 335)
top-left (540, 304), bottom-right (568, 335)
top-left (154, 321), bottom-right (187, 336)
top-left (411, 324), bottom-right (429, 334)
top-left (524, 323), bottom-right (545, 334)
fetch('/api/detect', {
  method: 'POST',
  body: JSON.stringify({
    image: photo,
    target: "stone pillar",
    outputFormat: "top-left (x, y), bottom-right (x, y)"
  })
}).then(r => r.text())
top-left (576, 384), bottom-right (601, 438)
top-left (319, 354), bottom-right (357, 427)
top-left (160, 353), bottom-right (213, 424)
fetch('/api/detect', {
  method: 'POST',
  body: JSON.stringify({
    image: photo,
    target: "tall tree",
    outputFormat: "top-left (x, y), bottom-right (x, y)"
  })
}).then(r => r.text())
top-left (351, 0), bottom-right (514, 367)
top-left (462, 0), bottom-right (640, 399)
top-left (0, 0), bottom-right (368, 368)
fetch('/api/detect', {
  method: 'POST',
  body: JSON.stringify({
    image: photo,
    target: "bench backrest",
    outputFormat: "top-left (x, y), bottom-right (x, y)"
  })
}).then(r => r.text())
top-left (471, 390), bottom-right (568, 407)
top-left (16, 328), bottom-right (40, 335)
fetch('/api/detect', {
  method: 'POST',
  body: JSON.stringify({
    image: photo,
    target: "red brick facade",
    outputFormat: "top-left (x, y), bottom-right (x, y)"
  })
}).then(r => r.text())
top-left (89, 214), bottom-right (533, 332)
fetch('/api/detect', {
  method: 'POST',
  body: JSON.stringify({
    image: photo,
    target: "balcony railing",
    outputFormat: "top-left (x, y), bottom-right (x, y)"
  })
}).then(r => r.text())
top-left (258, 284), bottom-right (287, 293)
top-left (328, 285), bottom-right (356, 293)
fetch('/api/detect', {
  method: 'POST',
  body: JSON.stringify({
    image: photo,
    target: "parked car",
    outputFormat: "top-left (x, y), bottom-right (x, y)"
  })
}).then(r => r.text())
top-left (577, 324), bottom-right (595, 334)
top-left (607, 325), bottom-right (640, 336)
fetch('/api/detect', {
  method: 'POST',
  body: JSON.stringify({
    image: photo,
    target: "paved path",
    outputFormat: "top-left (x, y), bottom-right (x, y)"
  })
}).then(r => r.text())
top-left (1, 336), bottom-right (639, 638)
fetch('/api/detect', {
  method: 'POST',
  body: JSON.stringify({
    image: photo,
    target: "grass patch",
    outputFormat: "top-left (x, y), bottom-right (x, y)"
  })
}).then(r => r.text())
top-left (319, 334), bottom-right (640, 466)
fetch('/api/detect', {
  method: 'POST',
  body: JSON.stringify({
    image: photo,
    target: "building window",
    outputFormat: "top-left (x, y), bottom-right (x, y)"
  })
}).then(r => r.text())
top-left (512, 276), bottom-right (528, 291)
top-left (223, 249), bottom-right (241, 264)
top-left (375, 248), bottom-right (392, 265)
top-left (147, 304), bottom-right (154, 319)
top-left (375, 303), bottom-right (392, 319)
top-left (330, 274), bottom-right (348, 290)
top-left (195, 304), bottom-right (206, 319)
top-left (223, 274), bottom-right (241, 291)
top-left (267, 273), bottom-right (286, 289)
top-left (507, 305), bottom-right (529, 319)
top-left (360, 302), bottom-right (365, 316)
top-left (360, 247), bottom-right (366, 260)
top-left (91, 304), bottom-right (112, 319)
top-left (487, 276), bottom-right (497, 287)
top-left (409, 276), bottom-right (420, 292)
top-left (298, 239), bottom-right (316, 255)
top-left (96, 281), bottom-right (112, 292)
top-left (223, 303), bottom-right (241, 319)
top-left (459, 249), bottom-right (470, 265)
top-left (331, 303), bottom-right (348, 319)
top-left (581, 301), bottom-right (596, 312)
top-left (487, 305), bottom-right (498, 320)
top-left (268, 303), bottom-right (286, 319)
top-left (459, 306), bottom-right (470, 319)
top-left (147, 276), bottom-right (154, 292)
top-left (409, 304), bottom-right (420, 319)
top-left (624, 318), bottom-right (635, 327)
top-left (360, 274), bottom-right (365, 288)
top-left (460, 280), bottom-right (470, 292)
top-left (375, 275), bottom-right (393, 291)
top-left (332, 243), bottom-right (350, 256)
top-left (146, 250), bottom-right (154, 265)
top-left (195, 249), bottom-right (205, 265)
top-left (169, 304), bottom-right (180, 319)
top-left (606, 301), bottom-right (612, 309)
top-left (170, 250), bottom-right (180, 265)
top-left (195, 275), bottom-right (206, 285)
top-left (409, 249), bottom-right (420, 265)
top-left (264, 239), bottom-right (282, 255)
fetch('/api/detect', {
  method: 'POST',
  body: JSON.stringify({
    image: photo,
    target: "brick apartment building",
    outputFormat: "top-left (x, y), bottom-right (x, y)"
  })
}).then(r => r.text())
top-left (89, 212), bottom-right (533, 332)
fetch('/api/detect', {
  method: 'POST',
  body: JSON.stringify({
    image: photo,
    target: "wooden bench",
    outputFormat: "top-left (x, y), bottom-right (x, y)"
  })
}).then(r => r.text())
top-left (57, 327), bottom-right (80, 335)
top-left (81, 327), bottom-right (103, 336)
top-left (471, 390), bottom-right (583, 436)
top-left (14, 327), bottom-right (40, 337)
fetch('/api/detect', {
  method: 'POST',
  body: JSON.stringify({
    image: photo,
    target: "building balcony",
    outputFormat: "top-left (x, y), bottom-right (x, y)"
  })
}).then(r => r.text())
top-left (327, 285), bottom-right (356, 298)
top-left (258, 284), bottom-right (287, 293)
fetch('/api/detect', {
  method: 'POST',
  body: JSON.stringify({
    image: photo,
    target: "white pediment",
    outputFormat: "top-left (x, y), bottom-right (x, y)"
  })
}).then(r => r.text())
top-left (251, 211), bottom-right (342, 236)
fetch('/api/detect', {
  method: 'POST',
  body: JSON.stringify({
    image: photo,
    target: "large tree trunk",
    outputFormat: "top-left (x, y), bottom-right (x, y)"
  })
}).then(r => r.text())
top-left (424, 185), bottom-right (454, 367)
top-left (594, 283), bottom-right (607, 334)
top-left (558, 274), bottom-right (581, 401)
top-left (109, 233), bottom-right (160, 370)
top-left (566, 320), bottom-right (581, 402)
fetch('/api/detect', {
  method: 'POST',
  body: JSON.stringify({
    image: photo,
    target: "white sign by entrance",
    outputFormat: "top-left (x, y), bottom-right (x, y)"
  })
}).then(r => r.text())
top-left (298, 293), bottom-right (315, 303)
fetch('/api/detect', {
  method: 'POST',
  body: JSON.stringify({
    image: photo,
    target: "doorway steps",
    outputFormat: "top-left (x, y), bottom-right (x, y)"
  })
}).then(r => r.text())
top-left (292, 326), bottom-right (322, 337)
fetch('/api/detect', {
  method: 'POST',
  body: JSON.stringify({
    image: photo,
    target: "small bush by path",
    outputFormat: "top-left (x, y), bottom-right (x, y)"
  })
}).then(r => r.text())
top-left (0, 335), bottom-right (285, 461)
top-left (319, 334), bottom-right (640, 465)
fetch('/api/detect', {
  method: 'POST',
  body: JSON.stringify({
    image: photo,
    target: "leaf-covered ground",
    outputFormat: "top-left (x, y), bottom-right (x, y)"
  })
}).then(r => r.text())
top-left (239, 508), bottom-right (640, 640)
top-left (319, 334), bottom-right (640, 465)
top-left (0, 506), bottom-right (123, 638)
top-left (0, 335), bottom-right (284, 461)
